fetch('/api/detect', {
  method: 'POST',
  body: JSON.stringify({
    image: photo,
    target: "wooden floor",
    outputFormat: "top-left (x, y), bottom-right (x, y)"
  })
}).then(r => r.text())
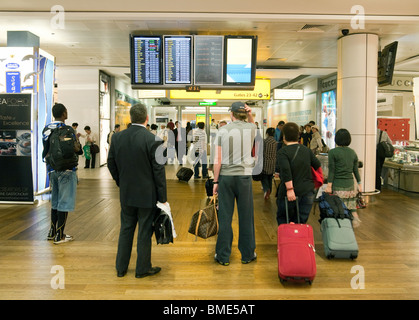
top-left (1, 165), bottom-right (419, 300)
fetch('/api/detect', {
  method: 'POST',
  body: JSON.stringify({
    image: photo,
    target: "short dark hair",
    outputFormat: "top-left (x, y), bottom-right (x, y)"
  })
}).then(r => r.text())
top-left (278, 121), bottom-right (285, 126)
top-left (52, 103), bottom-right (66, 119)
top-left (281, 122), bottom-right (300, 142)
top-left (335, 128), bottom-right (352, 146)
top-left (197, 122), bottom-right (205, 129)
top-left (266, 127), bottom-right (275, 137)
top-left (130, 103), bottom-right (148, 124)
top-left (233, 111), bottom-right (247, 121)
top-left (84, 126), bottom-right (91, 131)
top-left (114, 124), bottom-right (120, 129)
top-left (72, 122), bottom-right (78, 127)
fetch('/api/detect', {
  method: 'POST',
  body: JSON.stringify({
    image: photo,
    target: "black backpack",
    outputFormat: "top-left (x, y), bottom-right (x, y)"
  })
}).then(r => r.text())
top-left (318, 192), bottom-right (353, 226)
top-left (153, 210), bottom-right (173, 245)
top-left (45, 124), bottom-right (80, 171)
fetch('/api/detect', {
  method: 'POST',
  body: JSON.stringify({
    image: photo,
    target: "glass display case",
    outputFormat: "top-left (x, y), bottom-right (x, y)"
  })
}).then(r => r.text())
top-left (384, 141), bottom-right (419, 192)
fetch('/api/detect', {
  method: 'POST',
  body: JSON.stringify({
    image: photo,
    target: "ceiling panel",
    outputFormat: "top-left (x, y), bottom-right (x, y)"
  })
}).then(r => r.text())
top-left (1, 10), bottom-right (419, 86)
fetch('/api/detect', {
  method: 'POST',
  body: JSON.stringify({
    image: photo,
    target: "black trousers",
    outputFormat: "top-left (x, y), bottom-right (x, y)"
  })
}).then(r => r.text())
top-left (116, 205), bottom-right (155, 275)
top-left (215, 175), bottom-right (256, 263)
top-left (85, 151), bottom-right (96, 168)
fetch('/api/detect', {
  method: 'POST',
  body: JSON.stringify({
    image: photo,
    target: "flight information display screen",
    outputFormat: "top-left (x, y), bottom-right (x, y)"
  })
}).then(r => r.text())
top-left (224, 36), bottom-right (257, 86)
top-left (164, 36), bottom-right (192, 84)
top-left (194, 36), bottom-right (223, 85)
top-left (131, 36), bottom-right (162, 84)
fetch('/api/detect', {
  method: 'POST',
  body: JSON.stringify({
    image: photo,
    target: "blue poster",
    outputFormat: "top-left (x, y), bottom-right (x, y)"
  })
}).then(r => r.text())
top-left (6, 72), bottom-right (21, 93)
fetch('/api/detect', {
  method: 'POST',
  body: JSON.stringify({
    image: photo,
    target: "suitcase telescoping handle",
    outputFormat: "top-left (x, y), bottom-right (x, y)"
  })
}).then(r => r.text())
top-left (284, 196), bottom-right (300, 224)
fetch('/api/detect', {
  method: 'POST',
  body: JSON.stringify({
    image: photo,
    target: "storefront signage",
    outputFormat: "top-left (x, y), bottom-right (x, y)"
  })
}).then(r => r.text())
top-left (321, 75), bottom-right (337, 92)
top-left (380, 76), bottom-right (413, 91)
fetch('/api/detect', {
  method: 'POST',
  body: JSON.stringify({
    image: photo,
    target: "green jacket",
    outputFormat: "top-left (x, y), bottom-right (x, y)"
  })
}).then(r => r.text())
top-left (328, 146), bottom-right (361, 189)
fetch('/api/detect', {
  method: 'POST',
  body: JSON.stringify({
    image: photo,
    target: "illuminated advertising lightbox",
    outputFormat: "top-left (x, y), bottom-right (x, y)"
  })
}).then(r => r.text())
top-left (321, 90), bottom-right (336, 149)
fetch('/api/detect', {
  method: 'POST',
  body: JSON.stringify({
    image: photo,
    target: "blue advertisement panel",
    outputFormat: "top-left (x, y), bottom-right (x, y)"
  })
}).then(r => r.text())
top-left (321, 90), bottom-right (337, 149)
top-left (36, 55), bottom-right (54, 192)
top-left (0, 93), bottom-right (34, 203)
top-left (6, 71), bottom-right (21, 93)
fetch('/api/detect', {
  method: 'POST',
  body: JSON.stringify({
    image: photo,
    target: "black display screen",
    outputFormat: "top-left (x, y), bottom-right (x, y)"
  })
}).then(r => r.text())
top-left (130, 36), bottom-right (162, 85)
top-left (223, 36), bottom-right (257, 86)
top-left (164, 36), bottom-right (192, 84)
top-left (194, 36), bottom-right (223, 85)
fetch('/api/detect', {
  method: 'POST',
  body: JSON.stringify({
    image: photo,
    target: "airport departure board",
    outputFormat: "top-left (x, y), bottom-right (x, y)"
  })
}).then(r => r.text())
top-left (164, 36), bottom-right (192, 84)
top-left (130, 34), bottom-right (257, 89)
top-left (131, 36), bottom-right (162, 84)
top-left (224, 36), bottom-right (257, 86)
top-left (194, 36), bottom-right (223, 85)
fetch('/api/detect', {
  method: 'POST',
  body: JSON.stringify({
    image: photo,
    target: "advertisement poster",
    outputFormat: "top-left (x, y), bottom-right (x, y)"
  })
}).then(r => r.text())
top-left (321, 90), bottom-right (337, 149)
top-left (0, 93), bottom-right (34, 203)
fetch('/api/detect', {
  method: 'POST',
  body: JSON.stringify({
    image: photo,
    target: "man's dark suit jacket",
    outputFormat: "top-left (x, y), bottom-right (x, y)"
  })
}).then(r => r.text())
top-left (107, 124), bottom-right (167, 208)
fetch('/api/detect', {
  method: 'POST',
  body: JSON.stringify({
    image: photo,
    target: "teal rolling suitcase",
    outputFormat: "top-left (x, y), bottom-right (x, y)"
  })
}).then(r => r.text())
top-left (321, 218), bottom-right (358, 260)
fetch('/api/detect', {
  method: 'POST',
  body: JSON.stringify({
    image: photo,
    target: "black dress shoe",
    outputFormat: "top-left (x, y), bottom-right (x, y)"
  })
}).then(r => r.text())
top-left (117, 270), bottom-right (127, 277)
top-left (135, 267), bottom-right (161, 278)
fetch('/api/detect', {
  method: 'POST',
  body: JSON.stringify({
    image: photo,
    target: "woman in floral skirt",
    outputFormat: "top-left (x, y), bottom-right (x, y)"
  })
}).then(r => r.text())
top-left (325, 128), bottom-right (362, 227)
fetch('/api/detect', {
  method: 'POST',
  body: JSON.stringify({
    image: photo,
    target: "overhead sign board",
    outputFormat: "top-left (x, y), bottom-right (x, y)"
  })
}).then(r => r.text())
top-left (273, 89), bottom-right (304, 100)
top-left (170, 79), bottom-right (270, 100)
top-left (199, 101), bottom-right (217, 106)
top-left (137, 90), bottom-right (167, 99)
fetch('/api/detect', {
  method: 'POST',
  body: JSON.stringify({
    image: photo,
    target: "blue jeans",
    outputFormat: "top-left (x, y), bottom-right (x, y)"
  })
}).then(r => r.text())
top-left (276, 191), bottom-right (315, 225)
top-left (50, 170), bottom-right (78, 212)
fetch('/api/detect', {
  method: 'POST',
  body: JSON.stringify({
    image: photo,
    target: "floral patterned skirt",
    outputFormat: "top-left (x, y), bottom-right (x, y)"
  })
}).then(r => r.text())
top-left (333, 186), bottom-right (358, 211)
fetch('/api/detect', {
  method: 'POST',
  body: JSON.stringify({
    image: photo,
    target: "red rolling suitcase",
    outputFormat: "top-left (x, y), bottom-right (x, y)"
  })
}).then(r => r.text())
top-left (277, 197), bottom-right (316, 284)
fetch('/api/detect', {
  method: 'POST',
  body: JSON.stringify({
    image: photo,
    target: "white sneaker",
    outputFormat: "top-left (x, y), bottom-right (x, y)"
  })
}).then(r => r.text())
top-left (54, 234), bottom-right (74, 244)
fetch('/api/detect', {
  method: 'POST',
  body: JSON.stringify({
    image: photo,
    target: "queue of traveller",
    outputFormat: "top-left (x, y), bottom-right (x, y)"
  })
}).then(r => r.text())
top-left (42, 101), bottom-right (364, 278)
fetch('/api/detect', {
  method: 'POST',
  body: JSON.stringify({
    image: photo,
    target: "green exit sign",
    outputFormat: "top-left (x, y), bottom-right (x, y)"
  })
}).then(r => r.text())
top-left (199, 101), bottom-right (217, 106)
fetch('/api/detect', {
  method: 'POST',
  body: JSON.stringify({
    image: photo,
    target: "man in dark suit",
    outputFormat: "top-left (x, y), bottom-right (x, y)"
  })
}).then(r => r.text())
top-left (107, 103), bottom-right (167, 278)
top-left (173, 121), bottom-right (187, 165)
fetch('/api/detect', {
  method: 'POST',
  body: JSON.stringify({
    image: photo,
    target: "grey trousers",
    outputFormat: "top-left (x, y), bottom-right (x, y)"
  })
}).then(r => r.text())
top-left (116, 205), bottom-right (155, 275)
top-left (215, 175), bottom-right (256, 263)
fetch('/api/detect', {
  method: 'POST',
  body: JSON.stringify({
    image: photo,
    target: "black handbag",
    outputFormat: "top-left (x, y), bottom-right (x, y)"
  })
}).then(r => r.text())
top-left (153, 209), bottom-right (174, 245)
top-left (377, 131), bottom-right (394, 158)
top-left (90, 143), bottom-right (100, 154)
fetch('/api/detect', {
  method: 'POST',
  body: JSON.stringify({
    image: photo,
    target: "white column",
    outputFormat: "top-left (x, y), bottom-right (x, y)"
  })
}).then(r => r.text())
top-left (337, 33), bottom-right (379, 193)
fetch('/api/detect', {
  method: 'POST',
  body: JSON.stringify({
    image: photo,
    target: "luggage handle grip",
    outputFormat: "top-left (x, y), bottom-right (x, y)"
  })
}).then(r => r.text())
top-left (284, 196), bottom-right (300, 224)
